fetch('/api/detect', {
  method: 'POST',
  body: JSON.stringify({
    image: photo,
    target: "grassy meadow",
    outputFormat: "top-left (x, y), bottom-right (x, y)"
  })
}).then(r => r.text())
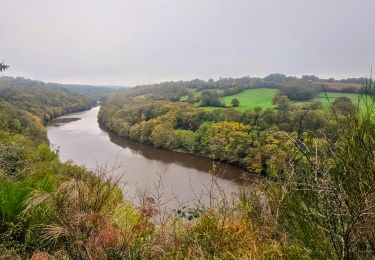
top-left (314, 92), bottom-right (364, 107)
top-left (191, 88), bottom-right (366, 112)
top-left (197, 88), bottom-right (277, 111)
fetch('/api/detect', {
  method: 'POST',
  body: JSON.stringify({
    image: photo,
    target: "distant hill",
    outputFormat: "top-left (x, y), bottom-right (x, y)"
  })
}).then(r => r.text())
top-left (0, 76), bottom-right (130, 102)
top-left (0, 76), bottom-right (92, 121)
top-left (115, 74), bottom-right (366, 102)
top-left (47, 83), bottom-right (129, 96)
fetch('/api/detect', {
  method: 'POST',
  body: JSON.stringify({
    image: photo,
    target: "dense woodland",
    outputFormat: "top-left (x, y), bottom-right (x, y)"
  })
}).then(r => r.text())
top-left (0, 71), bottom-right (374, 258)
top-left (99, 75), bottom-right (360, 176)
top-left (0, 77), bottom-right (95, 121)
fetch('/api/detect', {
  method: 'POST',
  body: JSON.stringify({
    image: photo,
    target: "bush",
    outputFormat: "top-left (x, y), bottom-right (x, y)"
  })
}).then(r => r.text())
top-left (174, 129), bottom-right (195, 151)
top-left (332, 96), bottom-right (356, 114)
top-left (200, 91), bottom-right (224, 107)
top-left (231, 98), bottom-right (240, 107)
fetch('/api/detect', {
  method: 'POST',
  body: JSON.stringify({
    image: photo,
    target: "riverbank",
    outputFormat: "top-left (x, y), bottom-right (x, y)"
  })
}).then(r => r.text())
top-left (98, 112), bottom-right (258, 177)
top-left (47, 106), bottom-right (245, 209)
top-left (100, 122), bottom-right (250, 176)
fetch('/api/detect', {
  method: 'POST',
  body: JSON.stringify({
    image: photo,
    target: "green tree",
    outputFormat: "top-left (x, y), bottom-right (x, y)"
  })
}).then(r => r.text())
top-left (272, 94), bottom-right (290, 111)
top-left (231, 98), bottom-right (240, 107)
top-left (175, 129), bottom-right (195, 151)
top-left (280, 80), bottom-right (320, 101)
top-left (186, 93), bottom-right (198, 103)
top-left (332, 96), bottom-right (356, 115)
top-left (200, 91), bottom-right (223, 107)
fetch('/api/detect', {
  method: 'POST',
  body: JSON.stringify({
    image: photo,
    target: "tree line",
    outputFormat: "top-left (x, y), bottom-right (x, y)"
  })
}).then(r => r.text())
top-left (0, 68), bottom-right (373, 258)
top-left (0, 76), bottom-right (94, 121)
top-left (99, 91), bottom-right (356, 176)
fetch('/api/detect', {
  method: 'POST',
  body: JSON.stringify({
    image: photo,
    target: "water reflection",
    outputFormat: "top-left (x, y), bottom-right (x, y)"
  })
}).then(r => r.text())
top-left (47, 106), bottom-right (248, 208)
top-left (107, 131), bottom-right (246, 183)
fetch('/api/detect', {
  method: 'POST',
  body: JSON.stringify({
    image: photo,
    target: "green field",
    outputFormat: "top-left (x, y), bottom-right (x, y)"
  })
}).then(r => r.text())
top-left (313, 92), bottom-right (372, 112)
top-left (314, 92), bottom-right (361, 106)
top-left (188, 88), bottom-right (369, 112)
top-left (199, 88), bottom-right (277, 111)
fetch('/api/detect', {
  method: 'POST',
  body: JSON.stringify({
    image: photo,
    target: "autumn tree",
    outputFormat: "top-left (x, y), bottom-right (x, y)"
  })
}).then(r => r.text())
top-left (195, 121), bottom-right (252, 161)
top-left (151, 123), bottom-right (176, 148)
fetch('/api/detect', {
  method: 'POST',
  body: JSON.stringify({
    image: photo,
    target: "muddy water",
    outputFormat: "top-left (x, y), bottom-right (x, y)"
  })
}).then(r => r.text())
top-left (47, 106), bottom-right (247, 208)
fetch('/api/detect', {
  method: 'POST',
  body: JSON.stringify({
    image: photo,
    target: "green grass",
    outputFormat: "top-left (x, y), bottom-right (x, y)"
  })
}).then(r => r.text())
top-left (313, 92), bottom-right (371, 112)
top-left (200, 88), bottom-right (277, 111)
top-left (314, 92), bottom-right (361, 106)
top-left (190, 88), bottom-right (369, 112)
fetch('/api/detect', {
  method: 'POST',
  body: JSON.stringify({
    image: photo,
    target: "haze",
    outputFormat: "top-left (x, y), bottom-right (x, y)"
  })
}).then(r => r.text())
top-left (1, 0), bottom-right (374, 86)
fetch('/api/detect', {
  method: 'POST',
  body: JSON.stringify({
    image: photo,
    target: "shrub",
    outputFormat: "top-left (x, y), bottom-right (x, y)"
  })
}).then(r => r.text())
top-left (231, 98), bottom-right (240, 107)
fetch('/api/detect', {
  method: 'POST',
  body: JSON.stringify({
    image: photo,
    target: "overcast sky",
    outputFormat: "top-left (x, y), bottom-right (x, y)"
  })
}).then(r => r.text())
top-left (1, 0), bottom-right (374, 86)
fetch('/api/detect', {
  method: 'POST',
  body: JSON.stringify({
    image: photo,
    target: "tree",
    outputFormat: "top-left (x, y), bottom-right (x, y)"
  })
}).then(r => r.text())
top-left (0, 62), bottom-right (9, 72)
top-left (280, 80), bottom-right (320, 101)
top-left (332, 96), bottom-right (355, 115)
top-left (195, 121), bottom-right (252, 161)
top-left (186, 93), bottom-right (198, 103)
top-left (302, 75), bottom-right (319, 82)
top-left (200, 91), bottom-right (223, 107)
top-left (272, 94), bottom-right (289, 111)
top-left (264, 73), bottom-right (287, 83)
top-left (231, 98), bottom-right (240, 107)
top-left (151, 123), bottom-right (176, 148)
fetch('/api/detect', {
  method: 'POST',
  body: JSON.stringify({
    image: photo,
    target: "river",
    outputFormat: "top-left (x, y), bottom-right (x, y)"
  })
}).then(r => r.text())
top-left (47, 106), bottom-right (246, 209)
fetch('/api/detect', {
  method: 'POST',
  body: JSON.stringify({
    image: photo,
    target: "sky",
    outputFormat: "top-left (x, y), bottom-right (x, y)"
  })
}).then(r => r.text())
top-left (1, 0), bottom-right (374, 86)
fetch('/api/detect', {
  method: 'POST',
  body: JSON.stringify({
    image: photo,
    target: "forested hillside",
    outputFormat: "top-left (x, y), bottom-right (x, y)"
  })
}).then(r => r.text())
top-left (99, 74), bottom-right (363, 175)
top-left (1, 0), bottom-right (373, 257)
top-left (1, 71), bottom-right (374, 258)
top-left (47, 82), bottom-right (125, 102)
top-left (0, 76), bottom-right (137, 258)
top-left (0, 77), bottom-right (94, 121)
top-left (97, 77), bottom-right (375, 258)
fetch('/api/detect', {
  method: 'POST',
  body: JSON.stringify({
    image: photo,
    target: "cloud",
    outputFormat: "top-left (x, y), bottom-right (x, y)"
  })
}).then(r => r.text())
top-left (1, 0), bottom-right (374, 85)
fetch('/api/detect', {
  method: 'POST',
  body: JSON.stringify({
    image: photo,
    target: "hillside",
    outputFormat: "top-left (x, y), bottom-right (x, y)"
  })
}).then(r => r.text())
top-left (203, 88), bottom-right (277, 111)
top-left (0, 72), bottom-right (374, 258)
top-left (0, 79), bottom-right (132, 258)
top-left (0, 77), bottom-right (93, 121)
top-left (97, 78), bottom-right (375, 258)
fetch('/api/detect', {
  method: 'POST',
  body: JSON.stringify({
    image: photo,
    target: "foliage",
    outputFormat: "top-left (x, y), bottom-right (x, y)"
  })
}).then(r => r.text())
top-left (1, 66), bottom-right (374, 258)
top-left (194, 121), bottom-right (252, 161)
top-left (231, 98), bottom-right (240, 107)
top-left (332, 96), bottom-right (356, 114)
top-left (200, 90), bottom-right (224, 107)
top-left (151, 122), bottom-right (176, 148)
top-left (266, 79), bottom-right (375, 259)
top-left (99, 87), bottom-right (342, 172)
top-left (0, 76), bottom-right (92, 121)
top-left (279, 80), bottom-right (321, 101)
